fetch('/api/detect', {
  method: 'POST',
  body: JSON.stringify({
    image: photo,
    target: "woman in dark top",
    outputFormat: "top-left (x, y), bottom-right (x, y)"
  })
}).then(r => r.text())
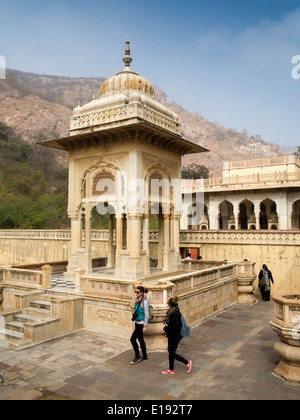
top-left (163, 297), bottom-right (192, 375)
top-left (258, 264), bottom-right (274, 301)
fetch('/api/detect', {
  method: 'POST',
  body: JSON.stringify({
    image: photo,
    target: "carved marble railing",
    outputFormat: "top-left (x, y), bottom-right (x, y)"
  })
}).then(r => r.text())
top-left (182, 260), bottom-right (225, 271)
top-left (70, 103), bottom-right (181, 136)
top-left (181, 171), bottom-right (300, 193)
top-left (227, 156), bottom-right (300, 169)
top-left (0, 230), bottom-right (72, 239)
top-left (1, 229), bottom-right (299, 245)
top-left (76, 263), bottom-right (237, 303)
top-left (75, 270), bottom-right (134, 301)
top-left (0, 266), bottom-right (52, 289)
top-left (13, 258), bottom-right (107, 274)
top-left (0, 229), bottom-right (112, 241)
top-left (171, 264), bottom-right (236, 294)
top-left (179, 230), bottom-right (300, 246)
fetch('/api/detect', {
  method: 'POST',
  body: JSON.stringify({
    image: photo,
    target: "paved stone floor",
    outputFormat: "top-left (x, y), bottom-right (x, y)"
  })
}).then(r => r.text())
top-left (0, 298), bottom-right (300, 400)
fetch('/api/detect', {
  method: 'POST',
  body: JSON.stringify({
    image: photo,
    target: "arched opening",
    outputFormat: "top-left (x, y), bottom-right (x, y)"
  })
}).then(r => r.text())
top-left (200, 205), bottom-right (209, 230)
top-left (239, 203), bottom-right (248, 230)
top-left (147, 165), bottom-right (179, 272)
top-left (260, 202), bottom-right (268, 230)
top-left (259, 199), bottom-right (278, 230)
top-left (149, 203), bottom-right (163, 268)
top-left (239, 199), bottom-right (255, 230)
top-left (291, 199), bottom-right (300, 230)
top-left (187, 201), bottom-right (204, 230)
top-left (90, 204), bottom-right (117, 269)
top-left (91, 204), bottom-right (115, 229)
top-left (219, 200), bottom-right (234, 230)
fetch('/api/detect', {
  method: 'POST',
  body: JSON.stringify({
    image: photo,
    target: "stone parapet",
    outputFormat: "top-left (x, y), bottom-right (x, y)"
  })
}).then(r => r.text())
top-left (270, 293), bottom-right (300, 383)
top-left (1, 229), bottom-right (299, 246)
top-left (0, 266), bottom-right (52, 289)
top-left (74, 262), bottom-right (239, 350)
top-left (70, 100), bottom-right (181, 137)
top-left (179, 230), bottom-right (300, 246)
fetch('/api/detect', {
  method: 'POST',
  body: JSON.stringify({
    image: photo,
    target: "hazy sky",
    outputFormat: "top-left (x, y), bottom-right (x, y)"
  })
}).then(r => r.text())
top-left (0, 0), bottom-right (300, 148)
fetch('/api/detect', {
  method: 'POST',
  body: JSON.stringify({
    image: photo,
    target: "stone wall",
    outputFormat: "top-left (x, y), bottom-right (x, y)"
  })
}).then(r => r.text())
top-left (0, 230), bottom-right (108, 267)
top-left (77, 263), bottom-right (240, 346)
top-left (179, 230), bottom-right (300, 294)
top-left (0, 229), bottom-right (298, 294)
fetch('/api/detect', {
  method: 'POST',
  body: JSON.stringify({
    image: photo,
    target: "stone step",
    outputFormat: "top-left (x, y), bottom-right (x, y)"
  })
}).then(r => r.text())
top-left (5, 320), bottom-right (24, 333)
top-left (1, 310), bottom-right (22, 322)
top-left (14, 312), bottom-right (59, 326)
top-left (30, 300), bottom-right (51, 310)
top-left (0, 329), bottom-right (32, 350)
top-left (40, 293), bottom-right (78, 302)
top-left (0, 290), bottom-right (81, 350)
top-left (0, 327), bottom-right (24, 340)
top-left (14, 313), bottom-right (45, 324)
top-left (22, 306), bottom-right (52, 318)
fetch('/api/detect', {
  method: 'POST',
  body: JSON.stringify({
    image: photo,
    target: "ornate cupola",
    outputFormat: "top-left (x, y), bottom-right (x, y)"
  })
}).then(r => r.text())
top-left (99, 41), bottom-right (155, 99)
top-left (68, 41), bottom-right (183, 138)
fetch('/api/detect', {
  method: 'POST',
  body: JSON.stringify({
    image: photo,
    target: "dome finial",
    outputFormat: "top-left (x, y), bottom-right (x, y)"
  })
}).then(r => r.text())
top-left (123, 41), bottom-right (132, 68)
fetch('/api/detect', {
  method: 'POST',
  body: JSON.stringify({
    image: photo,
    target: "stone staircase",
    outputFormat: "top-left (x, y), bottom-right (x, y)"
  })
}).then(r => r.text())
top-left (0, 292), bottom-right (83, 350)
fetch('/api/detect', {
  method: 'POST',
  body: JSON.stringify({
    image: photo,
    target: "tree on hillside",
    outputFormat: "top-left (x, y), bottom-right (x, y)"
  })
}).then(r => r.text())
top-left (182, 163), bottom-right (209, 179)
top-left (0, 122), bottom-right (69, 229)
top-left (0, 122), bottom-right (11, 142)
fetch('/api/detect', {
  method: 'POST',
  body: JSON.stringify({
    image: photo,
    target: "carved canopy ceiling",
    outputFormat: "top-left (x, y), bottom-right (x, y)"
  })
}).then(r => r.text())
top-left (38, 123), bottom-right (208, 156)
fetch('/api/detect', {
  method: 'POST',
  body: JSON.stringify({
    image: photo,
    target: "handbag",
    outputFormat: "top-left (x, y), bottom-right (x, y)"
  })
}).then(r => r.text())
top-left (259, 276), bottom-right (266, 288)
top-left (180, 315), bottom-right (190, 338)
top-left (132, 299), bottom-right (143, 322)
top-left (259, 270), bottom-right (269, 287)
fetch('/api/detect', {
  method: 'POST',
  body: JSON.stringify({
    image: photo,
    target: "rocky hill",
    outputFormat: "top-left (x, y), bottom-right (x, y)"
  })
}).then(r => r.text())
top-left (0, 69), bottom-right (285, 175)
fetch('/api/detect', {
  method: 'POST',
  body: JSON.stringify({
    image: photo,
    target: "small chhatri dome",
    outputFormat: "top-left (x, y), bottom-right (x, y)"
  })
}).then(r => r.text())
top-left (99, 41), bottom-right (155, 99)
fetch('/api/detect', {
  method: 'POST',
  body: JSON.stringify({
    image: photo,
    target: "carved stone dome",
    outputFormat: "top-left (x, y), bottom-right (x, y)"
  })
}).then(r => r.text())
top-left (99, 41), bottom-right (155, 99)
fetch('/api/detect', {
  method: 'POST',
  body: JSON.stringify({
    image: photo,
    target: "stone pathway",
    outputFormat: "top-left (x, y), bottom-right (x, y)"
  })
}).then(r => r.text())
top-left (0, 299), bottom-right (300, 400)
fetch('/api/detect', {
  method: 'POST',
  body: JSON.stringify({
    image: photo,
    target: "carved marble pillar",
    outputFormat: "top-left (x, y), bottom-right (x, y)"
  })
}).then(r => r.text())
top-left (116, 216), bottom-right (123, 256)
top-left (122, 212), bottom-right (144, 279)
top-left (0, 286), bottom-right (4, 311)
top-left (157, 214), bottom-right (164, 269)
top-left (107, 214), bottom-right (115, 268)
top-left (65, 211), bottom-right (82, 280)
top-left (114, 215), bottom-right (123, 277)
top-left (162, 214), bottom-right (171, 272)
top-left (172, 214), bottom-right (182, 270)
top-left (81, 205), bottom-right (93, 275)
top-left (143, 214), bottom-right (150, 276)
top-left (70, 212), bottom-right (81, 255)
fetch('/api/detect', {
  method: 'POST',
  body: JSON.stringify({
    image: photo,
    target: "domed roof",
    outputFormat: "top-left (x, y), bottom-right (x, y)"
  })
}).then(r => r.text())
top-left (99, 41), bottom-right (155, 99)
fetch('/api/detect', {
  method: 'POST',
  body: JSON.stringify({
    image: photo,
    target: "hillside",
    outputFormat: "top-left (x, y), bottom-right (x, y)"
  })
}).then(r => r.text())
top-left (0, 122), bottom-right (69, 229)
top-left (0, 69), bottom-right (285, 175)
